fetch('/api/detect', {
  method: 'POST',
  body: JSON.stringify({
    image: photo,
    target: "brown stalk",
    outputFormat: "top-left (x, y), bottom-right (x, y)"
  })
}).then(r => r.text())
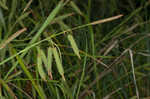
top-left (0, 28), bottom-right (27, 50)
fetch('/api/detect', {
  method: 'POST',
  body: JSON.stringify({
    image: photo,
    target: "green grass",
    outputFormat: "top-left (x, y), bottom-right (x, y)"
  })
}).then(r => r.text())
top-left (0, 0), bottom-right (150, 98)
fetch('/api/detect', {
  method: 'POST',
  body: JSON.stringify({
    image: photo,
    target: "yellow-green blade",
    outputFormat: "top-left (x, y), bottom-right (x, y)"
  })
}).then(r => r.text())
top-left (52, 47), bottom-right (65, 80)
top-left (67, 34), bottom-right (81, 59)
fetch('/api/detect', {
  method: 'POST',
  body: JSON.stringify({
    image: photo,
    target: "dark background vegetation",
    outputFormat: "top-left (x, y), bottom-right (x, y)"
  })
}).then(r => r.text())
top-left (0, 0), bottom-right (150, 99)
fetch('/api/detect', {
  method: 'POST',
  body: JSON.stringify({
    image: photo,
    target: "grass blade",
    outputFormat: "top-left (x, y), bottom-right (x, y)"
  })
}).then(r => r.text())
top-left (52, 47), bottom-right (65, 81)
top-left (0, 79), bottom-right (16, 98)
top-left (12, 48), bottom-right (46, 99)
top-left (70, 1), bottom-right (83, 16)
top-left (0, 1), bottom-right (8, 10)
top-left (8, 0), bottom-right (17, 23)
top-left (23, 0), bottom-right (32, 13)
top-left (51, 13), bottom-right (74, 24)
top-left (30, 1), bottom-right (64, 44)
top-left (0, 8), bottom-right (6, 31)
top-left (0, 28), bottom-right (27, 50)
top-left (67, 34), bottom-right (81, 59)
top-left (37, 47), bottom-right (46, 81)
top-left (76, 38), bottom-right (87, 99)
top-left (37, 85), bottom-right (47, 99)
top-left (0, 14), bottom-right (123, 66)
top-left (129, 49), bottom-right (139, 99)
top-left (47, 47), bottom-right (53, 79)
top-left (40, 49), bottom-right (48, 68)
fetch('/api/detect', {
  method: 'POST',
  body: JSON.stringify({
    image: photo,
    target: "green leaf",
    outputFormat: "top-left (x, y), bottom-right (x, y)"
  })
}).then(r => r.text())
top-left (58, 21), bottom-right (80, 59)
top-left (58, 21), bottom-right (70, 31)
top-left (12, 48), bottom-right (46, 99)
top-left (70, 1), bottom-right (83, 16)
top-left (52, 47), bottom-right (65, 80)
top-left (67, 34), bottom-right (81, 59)
top-left (47, 47), bottom-right (53, 72)
top-left (8, 11), bottom-right (31, 35)
top-left (0, 1), bottom-right (8, 10)
top-left (37, 47), bottom-right (47, 81)
top-left (51, 13), bottom-right (74, 24)
top-left (0, 79), bottom-right (16, 98)
top-left (47, 47), bottom-right (53, 79)
top-left (8, 0), bottom-right (17, 23)
top-left (40, 49), bottom-right (48, 68)
top-left (0, 8), bottom-right (6, 31)
top-left (30, 1), bottom-right (64, 44)
top-left (37, 85), bottom-right (47, 99)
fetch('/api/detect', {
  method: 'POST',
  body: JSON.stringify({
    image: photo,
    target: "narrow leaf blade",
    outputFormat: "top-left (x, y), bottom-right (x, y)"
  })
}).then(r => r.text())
top-left (47, 47), bottom-right (53, 79)
top-left (52, 47), bottom-right (65, 80)
top-left (37, 48), bottom-right (46, 81)
top-left (67, 34), bottom-right (81, 59)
